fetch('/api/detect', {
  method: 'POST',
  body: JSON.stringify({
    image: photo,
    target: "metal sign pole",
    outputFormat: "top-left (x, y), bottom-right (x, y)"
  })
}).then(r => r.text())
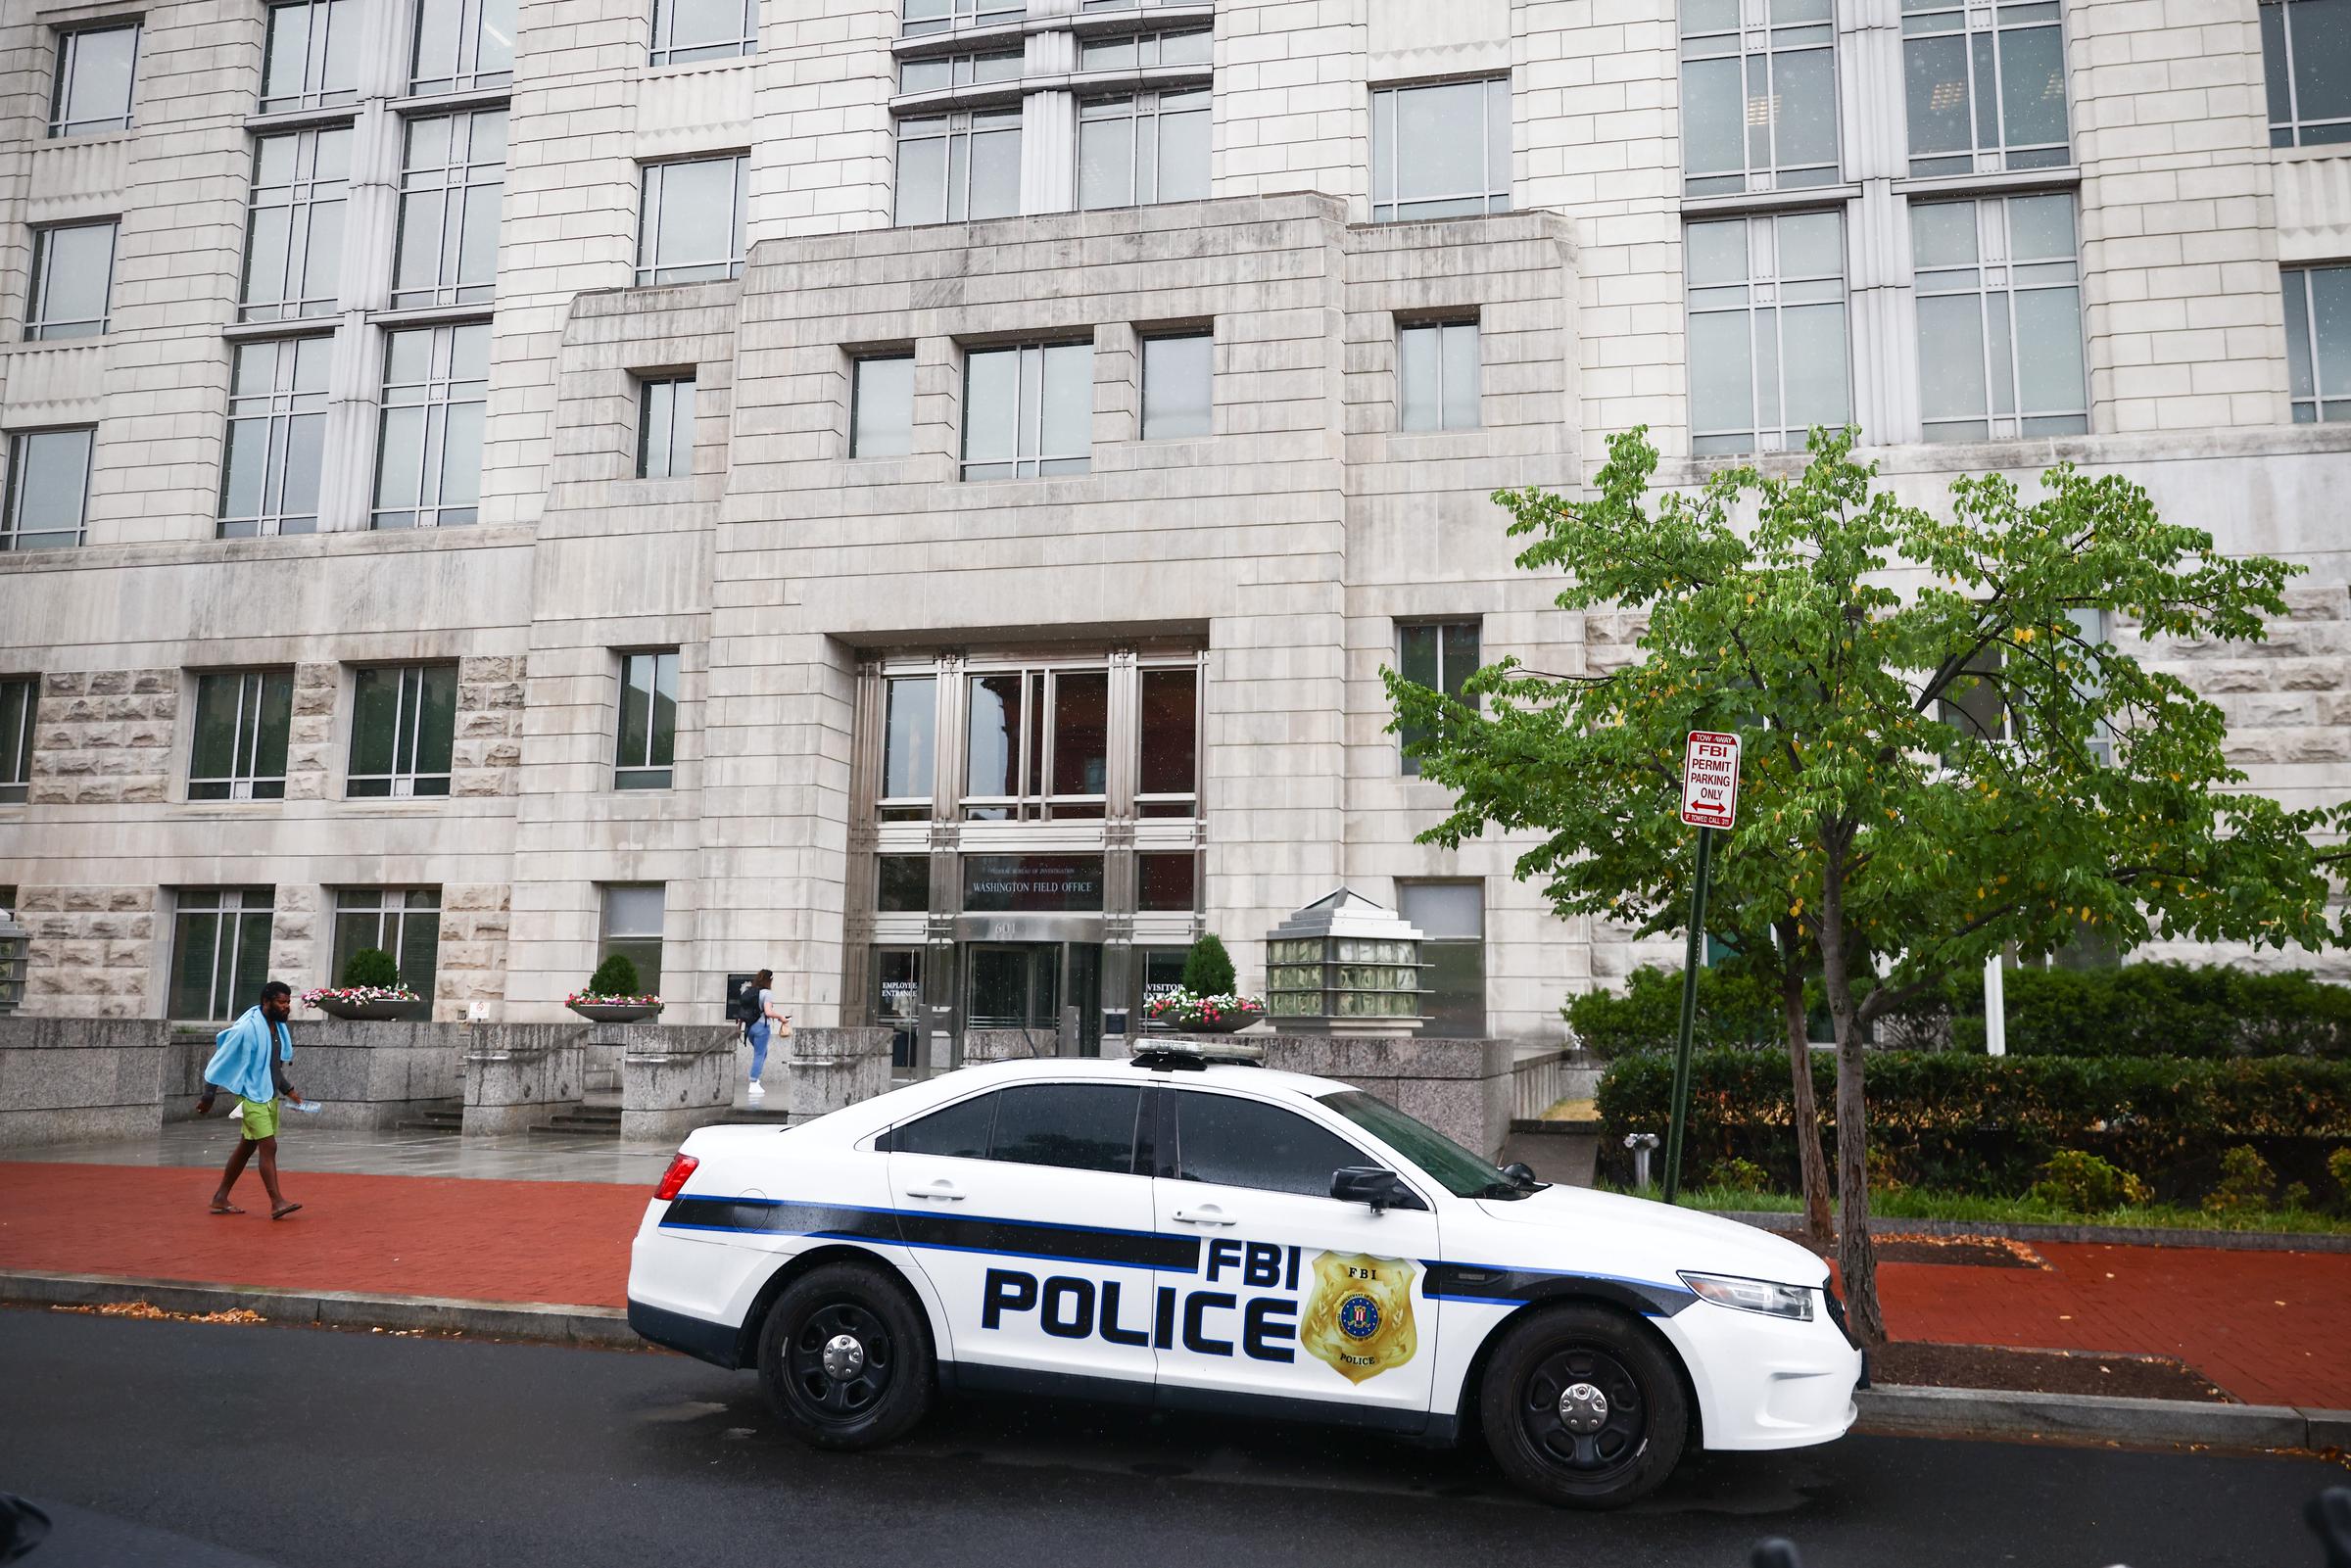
top-left (1661, 824), bottom-right (1714, 1206)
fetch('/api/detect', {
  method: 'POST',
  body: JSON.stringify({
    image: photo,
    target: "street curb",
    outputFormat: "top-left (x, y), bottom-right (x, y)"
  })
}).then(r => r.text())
top-left (1717, 1211), bottom-right (2351, 1255)
top-left (1855, 1384), bottom-right (2338, 1451)
top-left (0, 1270), bottom-right (635, 1350)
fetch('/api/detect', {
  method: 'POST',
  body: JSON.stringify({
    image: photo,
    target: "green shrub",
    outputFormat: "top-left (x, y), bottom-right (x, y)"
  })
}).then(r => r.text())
top-left (2029, 1150), bottom-right (2151, 1212)
top-left (1711, 1156), bottom-right (1771, 1192)
top-left (2330, 1148), bottom-right (2351, 1209)
top-left (340, 947), bottom-right (400, 989)
top-left (1935, 962), bottom-right (2351, 1060)
top-left (1595, 1047), bottom-right (2351, 1200)
top-left (586, 953), bottom-right (642, 998)
top-left (2203, 1146), bottom-right (2278, 1215)
top-left (1180, 934), bottom-right (1236, 998)
top-left (1564, 965), bottom-right (1783, 1059)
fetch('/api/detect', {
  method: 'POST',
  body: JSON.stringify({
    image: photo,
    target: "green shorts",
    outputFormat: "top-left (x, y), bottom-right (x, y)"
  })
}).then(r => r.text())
top-left (238, 1096), bottom-right (280, 1141)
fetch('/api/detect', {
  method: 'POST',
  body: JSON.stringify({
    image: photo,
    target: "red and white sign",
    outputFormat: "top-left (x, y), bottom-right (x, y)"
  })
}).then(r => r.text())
top-left (1681, 731), bottom-right (1742, 830)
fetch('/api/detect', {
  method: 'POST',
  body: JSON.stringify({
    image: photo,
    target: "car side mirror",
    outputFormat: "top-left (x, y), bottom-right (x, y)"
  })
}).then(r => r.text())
top-left (1331, 1165), bottom-right (1426, 1212)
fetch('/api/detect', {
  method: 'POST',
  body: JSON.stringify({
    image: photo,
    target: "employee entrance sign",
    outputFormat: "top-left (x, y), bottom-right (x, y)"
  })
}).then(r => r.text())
top-left (1680, 731), bottom-right (1742, 830)
top-left (1663, 730), bottom-right (1743, 1204)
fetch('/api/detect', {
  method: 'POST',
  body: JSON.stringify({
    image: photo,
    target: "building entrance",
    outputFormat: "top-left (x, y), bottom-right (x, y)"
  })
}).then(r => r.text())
top-left (963, 941), bottom-right (1101, 1056)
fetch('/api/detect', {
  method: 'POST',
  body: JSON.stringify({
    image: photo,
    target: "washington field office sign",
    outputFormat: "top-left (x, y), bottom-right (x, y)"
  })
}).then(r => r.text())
top-left (961, 855), bottom-right (1106, 913)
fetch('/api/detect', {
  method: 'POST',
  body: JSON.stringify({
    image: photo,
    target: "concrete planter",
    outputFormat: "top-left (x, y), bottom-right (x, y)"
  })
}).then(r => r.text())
top-left (1248, 1032), bottom-right (1515, 1160)
top-left (311, 997), bottom-right (421, 1022)
top-left (0, 1017), bottom-right (166, 1147)
top-left (619, 1023), bottom-right (740, 1144)
top-left (568, 1002), bottom-right (664, 1023)
top-left (462, 1023), bottom-right (590, 1135)
top-left (783, 1028), bottom-right (894, 1124)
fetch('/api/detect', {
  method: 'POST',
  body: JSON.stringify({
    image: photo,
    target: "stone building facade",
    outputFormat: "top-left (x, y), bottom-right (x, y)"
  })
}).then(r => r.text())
top-left (1, 0), bottom-right (2348, 1048)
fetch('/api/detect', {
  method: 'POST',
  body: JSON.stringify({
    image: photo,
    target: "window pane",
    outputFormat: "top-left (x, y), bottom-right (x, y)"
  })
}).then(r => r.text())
top-left (55, 25), bottom-right (139, 135)
top-left (2293, 0), bottom-right (2351, 125)
top-left (1137, 851), bottom-right (1196, 912)
top-left (1040, 341), bottom-right (1094, 460)
top-left (190, 677), bottom-right (242, 784)
top-left (619, 653), bottom-right (654, 768)
top-left (1997, 24), bottom-right (2068, 150)
top-left (1398, 324), bottom-right (1439, 430)
top-left (1781, 301), bottom-right (1849, 431)
top-left (883, 675), bottom-right (936, 798)
top-left (1051, 671), bottom-right (1109, 796)
top-left (1440, 622), bottom-right (1480, 699)
top-left (603, 884), bottom-right (666, 950)
top-left (1775, 46), bottom-right (1839, 169)
top-left (1397, 80), bottom-right (1486, 206)
top-left (2007, 192), bottom-right (2075, 261)
top-left (349, 665), bottom-right (401, 781)
top-left (963, 349), bottom-right (1020, 467)
top-left (253, 671), bottom-right (294, 786)
top-left (895, 130), bottom-right (946, 225)
top-left (966, 673), bottom-right (1024, 796)
top-left (1159, 101), bottom-right (1211, 200)
top-left (1142, 334), bottom-right (1212, 439)
top-left (970, 119), bottom-right (1022, 218)
top-left (1441, 322), bottom-right (1480, 429)
top-left (1416, 936), bottom-right (1485, 1038)
top-left (853, 356), bottom-right (915, 456)
top-left (1689, 309), bottom-right (1754, 439)
top-left (1397, 623), bottom-right (1439, 689)
top-left (642, 157), bottom-right (743, 282)
top-left (1916, 294), bottom-right (1988, 423)
top-left (1174, 1092), bottom-right (1368, 1197)
top-left (649, 651), bottom-right (679, 767)
top-left (1399, 881), bottom-right (1482, 938)
top-left (878, 855), bottom-right (931, 912)
top-left (1904, 35), bottom-right (1972, 161)
top-left (2312, 265), bottom-right (2351, 402)
top-left (2012, 286), bottom-right (2084, 414)
top-left (2287, 271), bottom-right (2317, 401)
top-left (987, 1083), bottom-right (1140, 1174)
top-left (415, 665), bottom-right (458, 781)
top-left (890, 1091), bottom-right (998, 1159)
top-left (1683, 55), bottom-right (1746, 177)
top-left (1080, 110), bottom-right (1135, 209)
top-left (32, 223), bottom-right (116, 337)
top-left (1137, 667), bottom-right (1196, 797)
top-left (6, 429), bottom-right (92, 549)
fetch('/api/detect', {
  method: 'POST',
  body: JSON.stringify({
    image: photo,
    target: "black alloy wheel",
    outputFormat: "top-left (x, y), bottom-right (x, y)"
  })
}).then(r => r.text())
top-left (758, 1260), bottom-right (935, 1449)
top-left (1477, 1303), bottom-right (1689, 1508)
top-left (787, 1300), bottom-right (895, 1423)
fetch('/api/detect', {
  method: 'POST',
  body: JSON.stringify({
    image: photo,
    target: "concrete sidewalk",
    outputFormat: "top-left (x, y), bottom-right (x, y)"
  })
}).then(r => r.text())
top-left (4, 1152), bottom-right (2348, 1410)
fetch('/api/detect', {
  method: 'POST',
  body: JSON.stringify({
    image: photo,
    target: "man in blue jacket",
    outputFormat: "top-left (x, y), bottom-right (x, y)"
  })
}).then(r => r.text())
top-left (194, 979), bottom-right (305, 1219)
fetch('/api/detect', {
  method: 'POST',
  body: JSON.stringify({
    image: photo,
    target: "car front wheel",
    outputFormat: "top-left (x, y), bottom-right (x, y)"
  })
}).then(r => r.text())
top-left (1477, 1303), bottom-right (1689, 1509)
top-left (757, 1260), bottom-right (935, 1450)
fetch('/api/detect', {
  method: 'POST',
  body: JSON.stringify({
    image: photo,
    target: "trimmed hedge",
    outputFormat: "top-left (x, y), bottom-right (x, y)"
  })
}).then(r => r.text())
top-left (1565, 965), bottom-right (1787, 1059)
top-left (1942, 963), bottom-right (2351, 1060)
top-left (1595, 1048), bottom-right (2351, 1202)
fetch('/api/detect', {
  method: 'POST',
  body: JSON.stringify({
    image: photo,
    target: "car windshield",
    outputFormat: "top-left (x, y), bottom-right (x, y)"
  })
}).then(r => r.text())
top-left (1316, 1089), bottom-right (1531, 1200)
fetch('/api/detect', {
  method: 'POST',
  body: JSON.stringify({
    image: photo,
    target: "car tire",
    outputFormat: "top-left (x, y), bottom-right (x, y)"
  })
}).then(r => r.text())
top-left (1477, 1303), bottom-right (1689, 1509)
top-left (757, 1259), bottom-right (935, 1450)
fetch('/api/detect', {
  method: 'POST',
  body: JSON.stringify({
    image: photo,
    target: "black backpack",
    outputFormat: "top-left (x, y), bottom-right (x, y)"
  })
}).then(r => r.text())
top-left (727, 980), bottom-right (761, 1025)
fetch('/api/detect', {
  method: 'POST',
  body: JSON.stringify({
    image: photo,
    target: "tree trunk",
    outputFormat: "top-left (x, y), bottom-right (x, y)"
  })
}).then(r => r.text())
top-left (1815, 858), bottom-right (1888, 1347)
top-left (1776, 928), bottom-right (1834, 1248)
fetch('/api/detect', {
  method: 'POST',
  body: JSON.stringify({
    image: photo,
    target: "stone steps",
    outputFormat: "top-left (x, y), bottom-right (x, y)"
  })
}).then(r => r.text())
top-left (393, 1101), bottom-right (465, 1135)
top-left (533, 1105), bottom-right (623, 1138)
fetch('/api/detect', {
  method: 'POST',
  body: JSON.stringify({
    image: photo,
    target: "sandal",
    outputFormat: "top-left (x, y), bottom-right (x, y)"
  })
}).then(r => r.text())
top-left (270, 1203), bottom-right (303, 1220)
top-left (208, 1203), bottom-right (244, 1215)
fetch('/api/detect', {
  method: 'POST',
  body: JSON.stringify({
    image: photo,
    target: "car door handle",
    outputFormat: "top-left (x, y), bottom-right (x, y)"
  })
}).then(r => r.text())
top-left (904, 1180), bottom-right (966, 1202)
top-left (1172, 1206), bottom-right (1236, 1227)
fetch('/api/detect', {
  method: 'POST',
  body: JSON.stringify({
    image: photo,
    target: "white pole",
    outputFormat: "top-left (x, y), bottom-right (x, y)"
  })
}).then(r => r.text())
top-left (1983, 952), bottom-right (2006, 1057)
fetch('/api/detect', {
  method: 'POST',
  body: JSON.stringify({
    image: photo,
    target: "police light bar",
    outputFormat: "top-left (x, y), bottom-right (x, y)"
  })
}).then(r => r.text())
top-left (1128, 1037), bottom-right (1267, 1069)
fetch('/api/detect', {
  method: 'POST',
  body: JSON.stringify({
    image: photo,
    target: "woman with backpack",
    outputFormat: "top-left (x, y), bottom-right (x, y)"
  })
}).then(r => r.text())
top-left (740, 969), bottom-right (790, 1103)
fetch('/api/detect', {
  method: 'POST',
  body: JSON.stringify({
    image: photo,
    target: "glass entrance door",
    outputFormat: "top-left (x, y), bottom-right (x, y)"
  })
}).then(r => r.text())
top-left (962, 941), bottom-right (1103, 1055)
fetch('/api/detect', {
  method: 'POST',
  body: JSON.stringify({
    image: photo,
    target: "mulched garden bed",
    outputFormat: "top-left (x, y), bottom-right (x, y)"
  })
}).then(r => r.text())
top-left (1873, 1341), bottom-right (2235, 1402)
top-left (1774, 1229), bottom-right (2048, 1269)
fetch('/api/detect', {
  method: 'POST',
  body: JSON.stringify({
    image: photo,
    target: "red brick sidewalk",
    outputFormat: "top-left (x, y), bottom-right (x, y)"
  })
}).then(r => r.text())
top-left (3, 1163), bottom-right (2346, 1407)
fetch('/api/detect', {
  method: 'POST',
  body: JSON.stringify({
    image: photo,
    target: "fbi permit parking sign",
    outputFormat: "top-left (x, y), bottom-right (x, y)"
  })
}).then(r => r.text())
top-left (1681, 731), bottom-right (1742, 830)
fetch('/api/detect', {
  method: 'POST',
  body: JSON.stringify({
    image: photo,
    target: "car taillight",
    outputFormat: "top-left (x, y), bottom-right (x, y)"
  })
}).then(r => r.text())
top-left (653, 1153), bottom-right (698, 1202)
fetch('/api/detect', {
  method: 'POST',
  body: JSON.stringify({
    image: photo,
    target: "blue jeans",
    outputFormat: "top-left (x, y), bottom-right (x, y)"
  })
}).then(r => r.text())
top-left (746, 1021), bottom-right (772, 1082)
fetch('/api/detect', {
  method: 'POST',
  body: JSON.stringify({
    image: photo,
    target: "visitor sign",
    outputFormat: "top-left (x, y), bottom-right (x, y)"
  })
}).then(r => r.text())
top-left (1680, 731), bottom-right (1742, 830)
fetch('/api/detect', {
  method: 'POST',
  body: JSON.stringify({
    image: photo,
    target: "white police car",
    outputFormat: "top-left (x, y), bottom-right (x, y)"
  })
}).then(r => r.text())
top-left (626, 1041), bottom-right (1862, 1508)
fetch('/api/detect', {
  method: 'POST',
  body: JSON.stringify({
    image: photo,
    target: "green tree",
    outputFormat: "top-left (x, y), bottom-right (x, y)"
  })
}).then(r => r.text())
top-left (587, 953), bottom-right (642, 998)
top-left (1389, 428), bottom-right (2348, 1342)
top-left (340, 947), bottom-right (400, 989)
top-left (1181, 934), bottom-right (1237, 997)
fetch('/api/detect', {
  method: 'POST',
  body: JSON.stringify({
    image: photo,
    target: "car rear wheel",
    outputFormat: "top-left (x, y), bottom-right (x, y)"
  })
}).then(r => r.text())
top-left (757, 1260), bottom-right (934, 1450)
top-left (1477, 1303), bottom-right (1688, 1509)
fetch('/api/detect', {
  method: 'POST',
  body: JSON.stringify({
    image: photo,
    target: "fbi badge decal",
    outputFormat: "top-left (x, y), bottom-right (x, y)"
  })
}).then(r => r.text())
top-left (1300, 1251), bottom-right (1417, 1384)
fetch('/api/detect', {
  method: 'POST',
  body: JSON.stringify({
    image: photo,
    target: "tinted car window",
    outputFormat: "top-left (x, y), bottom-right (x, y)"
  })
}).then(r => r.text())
top-left (888, 1090), bottom-right (998, 1159)
top-left (987, 1082), bottom-right (1142, 1174)
top-left (1174, 1091), bottom-right (1372, 1198)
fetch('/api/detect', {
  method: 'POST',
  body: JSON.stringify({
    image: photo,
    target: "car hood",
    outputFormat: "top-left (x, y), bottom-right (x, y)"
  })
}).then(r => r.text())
top-left (1470, 1183), bottom-right (1829, 1289)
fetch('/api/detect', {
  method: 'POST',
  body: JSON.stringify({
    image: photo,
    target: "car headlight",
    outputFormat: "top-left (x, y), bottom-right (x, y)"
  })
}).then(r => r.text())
top-left (1678, 1271), bottom-right (1815, 1321)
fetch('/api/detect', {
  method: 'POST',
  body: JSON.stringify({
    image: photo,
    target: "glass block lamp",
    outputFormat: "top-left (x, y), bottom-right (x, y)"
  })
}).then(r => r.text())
top-left (0, 904), bottom-right (27, 1014)
top-left (1264, 887), bottom-right (1428, 1035)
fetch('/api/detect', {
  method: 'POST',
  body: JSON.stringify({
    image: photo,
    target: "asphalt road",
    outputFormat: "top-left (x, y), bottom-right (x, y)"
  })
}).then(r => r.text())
top-left (0, 1307), bottom-right (2342, 1568)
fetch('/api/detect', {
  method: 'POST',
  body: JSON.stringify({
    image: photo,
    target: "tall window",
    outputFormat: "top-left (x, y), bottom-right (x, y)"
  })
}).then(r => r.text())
top-left (901, 0), bottom-right (1023, 36)
top-left (348, 664), bottom-right (457, 796)
top-left (0, 678), bottom-right (34, 804)
top-left (901, 49), bottom-right (1024, 91)
top-left (331, 887), bottom-right (440, 1009)
top-left (50, 23), bottom-right (139, 137)
top-left (3, 428), bottom-right (94, 551)
top-left (616, 649), bottom-right (679, 789)
top-left (962, 342), bottom-right (1093, 477)
top-left (260, 0), bottom-right (359, 115)
top-left (2284, 264), bottom-right (2351, 423)
top-left (1396, 621), bottom-right (1478, 776)
top-left (2263, 0), bottom-right (2351, 147)
top-left (1141, 333), bottom-right (1212, 440)
top-left (1399, 881), bottom-right (1485, 1038)
top-left (894, 111), bottom-right (1022, 225)
top-left (409, 0), bottom-right (515, 94)
top-left (852, 356), bottom-right (916, 456)
top-left (1370, 77), bottom-right (1511, 222)
top-left (240, 127), bottom-right (351, 323)
top-left (638, 375), bottom-right (697, 478)
top-left (1078, 26), bottom-right (1210, 69)
top-left (1902, 0), bottom-right (2070, 175)
top-left (879, 673), bottom-right (936, 819)
top-left (190, 670), bottom-right (294, 801)
top-left (393, 109), bottom-right (505, 309)
top-left (1136, 665), bottom-right (1196, 816)
top-left (1686, 211), bottom-right (1849, 454)
top-left (637, 155), bottom-right (747, 284)
top-left (1397, 319), bottom-right (1480, 432)
top-left (168, 888), bottom-right (275, 1022)
top-left (1912, 195), bottom-right (2086, 442)
top-left (963, 667), bottom-right (1109, 819)
top-left (219, 337), bottom-right (330, 538)
top-left (1680, 0), bottom-right (1836, 194)
top-left (1078, 89), bottom-right (1211, 209)
top-left (651, 0), bottom-right (757, 64)
top-left (373, 321), bottom-right (489, 528)
top-left (600, 884), bottom-right (667, 995)
top-left (27, 222), bottom-right (117, 340)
